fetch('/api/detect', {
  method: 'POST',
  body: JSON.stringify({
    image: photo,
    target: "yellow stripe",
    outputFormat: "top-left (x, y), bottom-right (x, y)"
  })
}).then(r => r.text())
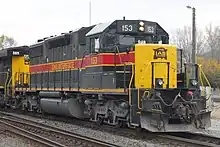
top-left (30, 63), bottom-right (133, 73)
top-left (15, 87), bottom-right (127, 93)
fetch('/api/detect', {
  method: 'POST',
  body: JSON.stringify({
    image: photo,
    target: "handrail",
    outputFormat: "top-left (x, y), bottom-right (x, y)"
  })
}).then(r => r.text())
top-left (4, 71), bottom-right (31, 97)
top-left (9, 72), bottom-right (18, 97)
top-left (198, 67), bottom-right (205, 96)
top-left (25, 72), bottom-right (30, 85)
top-left (199, 67), bottom-right (204, 86)
top-left (114, 46), bottom-right (132, 89)
top-left (6, 76), bottom-right (12, 96)
top-left (115, 46), bottom-right (123, 64)
top-left (128, 63), bottom-right (134, 105)
top-left (0, 72), bottom-right (10, 98)
top-left (198, 64), bottom-right (211, 97)
top-left (137, 61), bottom-right (176, 87)
top-left (4, 72), bottom-right (9, 98)
top-left (137, 88), bottom-right (142, 110)
top-left (198, 64), bottom-right (211, 87)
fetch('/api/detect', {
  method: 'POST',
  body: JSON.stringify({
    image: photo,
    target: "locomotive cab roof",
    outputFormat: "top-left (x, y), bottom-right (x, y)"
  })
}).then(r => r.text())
top-left (86, 19), bottom-right (169, 37)
top-left (0, 45), bottom-right (29, 58)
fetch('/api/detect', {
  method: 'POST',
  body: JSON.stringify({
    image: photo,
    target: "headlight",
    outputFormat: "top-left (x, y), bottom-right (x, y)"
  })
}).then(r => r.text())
top-left (191, 80), bottom-right (198, 86)
top-left (139, 26), bottom-right (144, 31)
top-left (139, 21), bottom-right (144, 26)
top-left (157, 79), bottom-right (163, 85)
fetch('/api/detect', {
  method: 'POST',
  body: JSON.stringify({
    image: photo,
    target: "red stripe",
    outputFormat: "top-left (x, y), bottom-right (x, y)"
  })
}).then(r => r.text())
top-left (30, 52), bottom-right (135, 72)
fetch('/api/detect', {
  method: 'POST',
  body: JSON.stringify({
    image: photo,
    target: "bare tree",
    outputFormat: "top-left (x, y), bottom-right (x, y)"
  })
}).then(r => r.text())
top-left (0, 35), bottom-right (17, 50)
top-left (205, 23), bottom-right (220, 59)
top-left (171, 26), bottom-right (206, 62)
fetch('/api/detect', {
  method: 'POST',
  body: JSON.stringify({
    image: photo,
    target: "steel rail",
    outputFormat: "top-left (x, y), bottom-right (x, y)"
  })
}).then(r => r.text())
top-left (0, 120), bottom-right (66, 147)
top-left (158, 133), bottom-right (220, 147)
top-left (0, 113), bottom-right (119, 147)
top-left (1, 111), bottom-right (220, 147)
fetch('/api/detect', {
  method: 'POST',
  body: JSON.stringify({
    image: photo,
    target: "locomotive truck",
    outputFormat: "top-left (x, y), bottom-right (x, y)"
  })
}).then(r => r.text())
top-left (0, 19), bottom-right (211, 132)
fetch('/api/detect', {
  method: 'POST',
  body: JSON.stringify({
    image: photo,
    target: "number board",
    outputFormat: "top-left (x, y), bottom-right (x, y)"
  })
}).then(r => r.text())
top-left (144, 24), bottom-right (156, 34)
top-left (9, 50), bottom-right (27, 56)
top-left (116, 20), bottom-right (138, 33)
top-left (12, 51), bottom-right (20, 55)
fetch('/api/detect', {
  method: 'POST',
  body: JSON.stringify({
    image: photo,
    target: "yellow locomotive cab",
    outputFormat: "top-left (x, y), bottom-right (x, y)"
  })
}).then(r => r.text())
top-left (135, 44), bottom-right (177, 89)
top-left (12, 54), bottom-right (30, 89)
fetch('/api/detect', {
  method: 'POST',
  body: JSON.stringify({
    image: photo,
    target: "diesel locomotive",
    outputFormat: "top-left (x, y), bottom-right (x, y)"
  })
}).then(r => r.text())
top-left (0, 19), bottom-right (211, 132)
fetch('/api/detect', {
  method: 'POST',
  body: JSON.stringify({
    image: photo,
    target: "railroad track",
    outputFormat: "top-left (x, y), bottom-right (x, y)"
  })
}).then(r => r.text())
top-left (1, 110), bottom-right (220, 147)
top-left (0, 112), bottom-right (119, 147)
top-left (0, 122), bottom-right (65, 147)
top-left (158, 132), bottom-right (220, 147)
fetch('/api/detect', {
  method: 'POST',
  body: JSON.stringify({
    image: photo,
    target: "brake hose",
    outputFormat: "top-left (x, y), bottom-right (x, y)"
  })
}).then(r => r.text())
top-left (156, 92), bottom-right (194, 107)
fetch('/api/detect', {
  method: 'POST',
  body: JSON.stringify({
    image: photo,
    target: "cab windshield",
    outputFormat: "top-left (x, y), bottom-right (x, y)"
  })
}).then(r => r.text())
top-left (119, 35), bottom-right (135, 45)
top-left (118, 35), bottom-right (154, 46)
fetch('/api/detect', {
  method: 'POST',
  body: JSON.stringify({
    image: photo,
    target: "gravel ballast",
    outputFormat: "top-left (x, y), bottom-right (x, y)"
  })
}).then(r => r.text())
top-left (0, 136), bottom-right (33, 147)
top-left (0, 128), bottom-right (38, 147)
top-left (2, 109), bottom-right (220, 147)
top-left (195, 102), bottom-right (220, 136)
top-left (0, 113), bottom-right (186, 147)
top-left (14, 116), bottom-right (172, 147)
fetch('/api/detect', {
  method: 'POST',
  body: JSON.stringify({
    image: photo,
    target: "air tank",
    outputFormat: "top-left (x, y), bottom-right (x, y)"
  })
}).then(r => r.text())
top-left (40, 98), bottom-right (88, 119)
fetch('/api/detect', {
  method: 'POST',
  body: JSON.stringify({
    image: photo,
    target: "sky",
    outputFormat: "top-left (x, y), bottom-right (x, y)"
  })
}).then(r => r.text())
top-left (0, 0), bottom-right (220, 45)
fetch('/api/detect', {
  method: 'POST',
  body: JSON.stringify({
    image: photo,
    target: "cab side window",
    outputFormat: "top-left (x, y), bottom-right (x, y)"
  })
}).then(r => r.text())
top-left (90, 38), bottom-right (95, 53)
top-left (89, 36), bottom-right (100, 54)
top-left (161, 36), bottom-right (168, 44)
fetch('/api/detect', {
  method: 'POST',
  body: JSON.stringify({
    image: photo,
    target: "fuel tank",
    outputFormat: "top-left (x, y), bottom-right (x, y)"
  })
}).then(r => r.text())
top-left (40, 98), bottom-right (88, 119)
top-left (39, 91), bottom-right (62, 98)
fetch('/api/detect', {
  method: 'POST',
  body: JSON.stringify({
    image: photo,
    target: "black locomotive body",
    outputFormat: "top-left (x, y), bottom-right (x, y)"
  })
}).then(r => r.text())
top-left (0, 19), bottom-right (211, 132)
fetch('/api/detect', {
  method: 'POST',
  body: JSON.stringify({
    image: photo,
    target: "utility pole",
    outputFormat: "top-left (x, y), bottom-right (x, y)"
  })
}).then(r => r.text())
top-left (187, 5), bottom-right (196, 79)
top-left (192, 7), bottom-right (196, 66)
top-left (89, 1), bottom-right (91, 25)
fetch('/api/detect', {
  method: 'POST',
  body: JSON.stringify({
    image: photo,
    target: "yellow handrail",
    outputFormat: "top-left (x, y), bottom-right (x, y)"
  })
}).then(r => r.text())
top-left (114, 46), bottom-right (135, 105)
top-left (199, 67), bottom-right (205, 96)
top-left (198, 64), bottom-right (211, 96)
top-left (0, 72), bottom-right (10, 98)
top-left (137, 61), bottom-right (176, 88)
top-left (199, 67), bottom-right (204, 87)
top-left (198, 65), bottom-right (211, 87)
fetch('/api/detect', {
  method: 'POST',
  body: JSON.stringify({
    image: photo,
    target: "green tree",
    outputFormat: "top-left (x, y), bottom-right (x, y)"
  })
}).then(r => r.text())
top-left (0, 35), bottom-right (17, 49)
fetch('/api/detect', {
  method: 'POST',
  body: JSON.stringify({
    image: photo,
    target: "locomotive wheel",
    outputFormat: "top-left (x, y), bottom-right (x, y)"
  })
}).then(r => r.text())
top-left (89, 109), bottom-right (95, 120)
top-left (97, 117), bottom-right (103, 125)
top-left (136, 126), bottom-right (143, 133)
top-left (107, 110), bottom-right (114, 123)
top-left (96, 115), bottom-right (104, 125)
top-left (115, 120), bottom-right (123, 128)
top-left (27, 101), bottom-right (31, 111)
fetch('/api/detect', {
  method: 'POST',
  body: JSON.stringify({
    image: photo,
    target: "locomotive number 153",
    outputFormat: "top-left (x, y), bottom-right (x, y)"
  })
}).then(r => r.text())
top-left (121, 25), bottom-right (133, 32)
